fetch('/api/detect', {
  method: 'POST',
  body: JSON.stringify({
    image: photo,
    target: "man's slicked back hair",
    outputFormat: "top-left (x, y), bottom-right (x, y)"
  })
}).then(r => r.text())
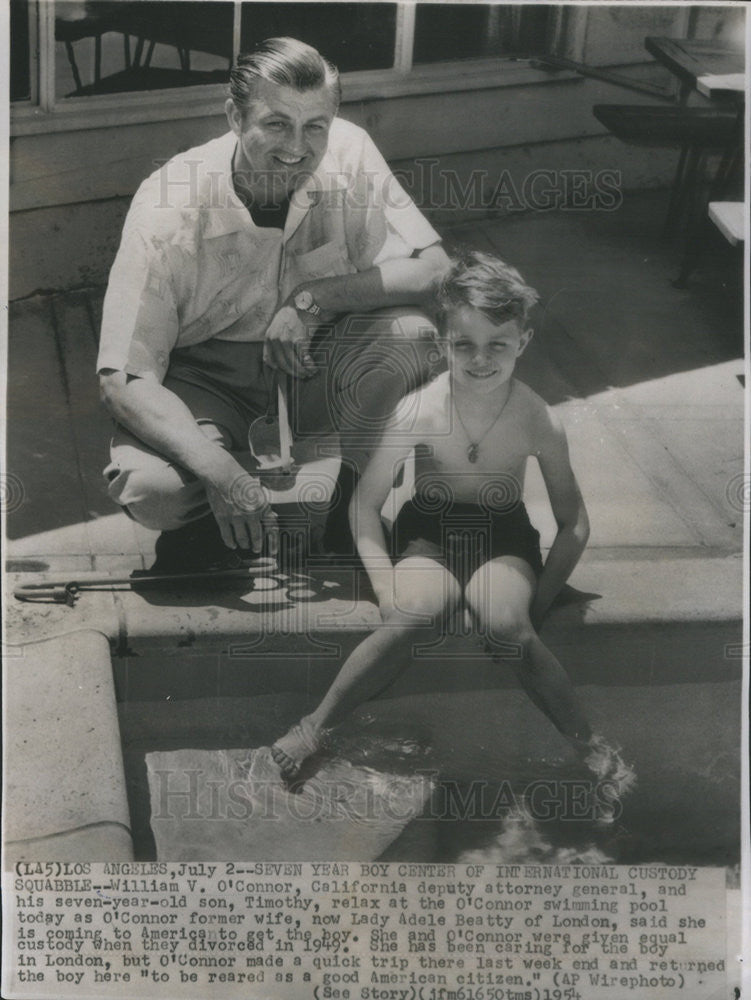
top-left (436, 250), bottom-right (539, 331)
top-left (229, 37), bottom-right (341, 111)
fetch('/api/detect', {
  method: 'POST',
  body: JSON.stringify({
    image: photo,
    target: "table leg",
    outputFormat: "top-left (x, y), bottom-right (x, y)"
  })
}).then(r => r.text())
top-left (63, 39), bottom-right (83, 92)
top-left (94, 33), bottom-right (102, 84)
top-left (664, 146), bottom-right (690, 236)
top-left (672, 148), bottom-right (711, 287)
top-left (132, 35), bottom-right (145, 68)
top-left (663, 77), bottom-right (693, 236)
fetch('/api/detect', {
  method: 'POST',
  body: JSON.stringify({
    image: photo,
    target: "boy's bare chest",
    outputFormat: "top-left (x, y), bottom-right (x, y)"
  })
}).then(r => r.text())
top-left (410, 381), bottom-right (538, 495)
top-left (417, 419), bottom-right (532, 476)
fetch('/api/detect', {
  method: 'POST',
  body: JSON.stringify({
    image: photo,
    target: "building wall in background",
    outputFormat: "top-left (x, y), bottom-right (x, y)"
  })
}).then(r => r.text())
top-left (8, 4), bottom-right (742, 298)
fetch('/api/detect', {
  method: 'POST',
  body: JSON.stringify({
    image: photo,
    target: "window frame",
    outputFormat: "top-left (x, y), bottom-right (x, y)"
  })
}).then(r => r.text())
top-left (9, 0), bottom-right (40, 105)
top-left (10, 1), bottom-right (564, 136)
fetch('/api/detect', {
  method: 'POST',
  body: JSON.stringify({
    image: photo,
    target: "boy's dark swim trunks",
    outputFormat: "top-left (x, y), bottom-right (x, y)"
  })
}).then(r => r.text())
top-left (391, 495), bottom-right (543, 585)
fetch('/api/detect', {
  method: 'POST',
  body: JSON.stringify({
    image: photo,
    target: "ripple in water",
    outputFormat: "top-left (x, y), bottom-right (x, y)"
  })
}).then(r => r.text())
top-left (459, 808), bottom-right (616, 866)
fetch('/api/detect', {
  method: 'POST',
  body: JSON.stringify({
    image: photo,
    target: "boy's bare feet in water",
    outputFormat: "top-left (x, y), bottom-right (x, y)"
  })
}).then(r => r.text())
top-left (271, 717), bottom-right (326, 780)
top-left (583, 734), bottom-right (637, 823)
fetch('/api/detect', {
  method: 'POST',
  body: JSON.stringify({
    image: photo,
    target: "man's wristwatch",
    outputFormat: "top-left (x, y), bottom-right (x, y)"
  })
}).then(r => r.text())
top-left (294, 290), bottom-right (321, 317)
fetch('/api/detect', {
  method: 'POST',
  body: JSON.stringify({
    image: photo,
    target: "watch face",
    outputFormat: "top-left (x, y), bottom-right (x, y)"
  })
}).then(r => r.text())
top-left (296, 291), bottom-right (313, 311)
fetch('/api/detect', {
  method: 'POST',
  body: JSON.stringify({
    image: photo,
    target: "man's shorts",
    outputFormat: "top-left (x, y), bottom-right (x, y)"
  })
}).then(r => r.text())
top-left (391, 497), bottom-right (543, 586)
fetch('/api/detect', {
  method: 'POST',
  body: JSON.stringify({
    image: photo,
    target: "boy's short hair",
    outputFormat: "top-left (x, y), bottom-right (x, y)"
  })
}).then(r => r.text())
top-left (435, 250), bottom-right (539, 331)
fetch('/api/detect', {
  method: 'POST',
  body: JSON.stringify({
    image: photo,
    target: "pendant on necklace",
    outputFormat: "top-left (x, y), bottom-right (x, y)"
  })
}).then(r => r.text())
top-left (467, 444), bottom-right (479, 464)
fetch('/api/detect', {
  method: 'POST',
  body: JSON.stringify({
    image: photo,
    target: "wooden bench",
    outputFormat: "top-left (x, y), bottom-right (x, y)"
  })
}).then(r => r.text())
top-left (592, 104), bottom-right (739, 238)
top-left (592, 104), bottom-right (738, 148)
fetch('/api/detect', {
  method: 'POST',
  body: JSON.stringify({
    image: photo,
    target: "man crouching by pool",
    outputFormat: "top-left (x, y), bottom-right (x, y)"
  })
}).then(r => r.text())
top-left (272, 251), bottom-right (635, 816)
top-left (97, 37), bottom-right (448, 572)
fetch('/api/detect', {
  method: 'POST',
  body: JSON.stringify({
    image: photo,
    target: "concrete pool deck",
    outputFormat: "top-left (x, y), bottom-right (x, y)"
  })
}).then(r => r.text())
top-left (3, 190), bottom-right (746, 863)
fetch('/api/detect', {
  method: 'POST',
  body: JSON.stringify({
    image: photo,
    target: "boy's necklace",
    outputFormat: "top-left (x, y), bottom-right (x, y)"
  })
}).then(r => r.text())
top-left (453, 382), bottom-right (514, 464)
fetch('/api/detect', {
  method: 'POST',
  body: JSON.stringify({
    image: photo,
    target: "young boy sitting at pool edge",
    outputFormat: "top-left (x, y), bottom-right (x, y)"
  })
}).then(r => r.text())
top-left (272, 250), bottom-right (631, 797)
